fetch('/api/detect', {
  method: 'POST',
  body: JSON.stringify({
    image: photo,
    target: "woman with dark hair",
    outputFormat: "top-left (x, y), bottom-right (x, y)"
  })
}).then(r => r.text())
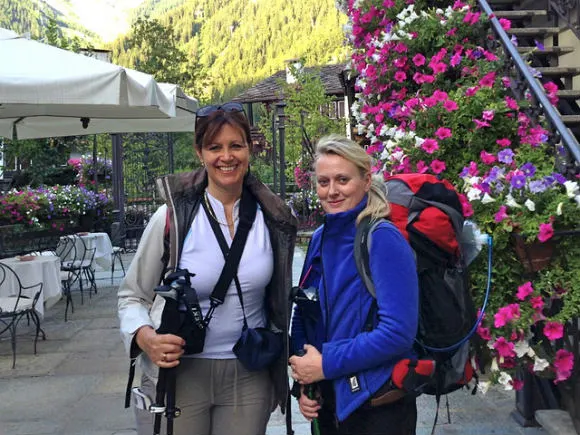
top-left (118, 103), bottom-right (297, 435)
top-left (289, 134), bottom-right (419, 435)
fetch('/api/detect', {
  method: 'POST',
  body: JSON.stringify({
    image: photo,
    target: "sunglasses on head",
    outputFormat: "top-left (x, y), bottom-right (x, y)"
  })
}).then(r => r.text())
top-left (196, 102), bottom-right (245, 119)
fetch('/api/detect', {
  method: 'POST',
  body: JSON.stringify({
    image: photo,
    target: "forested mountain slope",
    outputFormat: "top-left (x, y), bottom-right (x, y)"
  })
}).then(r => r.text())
top-left (111, 0), bottom-right (347, 101)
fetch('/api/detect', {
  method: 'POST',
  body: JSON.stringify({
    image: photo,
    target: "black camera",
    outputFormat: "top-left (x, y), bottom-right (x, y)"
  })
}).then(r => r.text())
top-left (154, 269), bottom-right (206, 355)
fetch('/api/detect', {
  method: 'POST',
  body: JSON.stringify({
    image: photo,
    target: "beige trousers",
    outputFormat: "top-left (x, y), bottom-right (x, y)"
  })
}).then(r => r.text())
top-left (133, 358), bottom-right (275, 435)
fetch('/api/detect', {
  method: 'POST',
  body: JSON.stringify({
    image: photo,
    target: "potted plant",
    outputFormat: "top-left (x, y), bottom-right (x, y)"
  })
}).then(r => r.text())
top-left (337, 0), bottom-right (580, 426)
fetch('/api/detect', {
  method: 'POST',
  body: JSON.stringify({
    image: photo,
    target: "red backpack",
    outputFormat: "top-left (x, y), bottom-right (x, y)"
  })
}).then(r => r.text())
top-left (354, 174), bottom-right (480, 404)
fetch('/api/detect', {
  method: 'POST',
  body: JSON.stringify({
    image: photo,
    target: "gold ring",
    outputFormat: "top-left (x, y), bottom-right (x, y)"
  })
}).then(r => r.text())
top-left (162, 353), bottom-right (167, 362)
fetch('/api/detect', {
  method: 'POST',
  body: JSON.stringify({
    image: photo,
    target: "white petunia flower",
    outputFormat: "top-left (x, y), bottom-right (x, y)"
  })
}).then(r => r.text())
top-left (506, 194), bottom-right (522, 208)
top-left (481, 193), bottom-right (496, 204)
top-left (490, 358), bottom-right (499, 372)
top-left (533, 357), bottom-right (550, 372)
top-left (478, 381), bottom-right (491, 395)
top-left (524, 199), bottom-right (536, 211)
top-left (467, 188), bottom-right (482, 202)
top-left (514, 340), bottom-right (531, 358)
top-left (498, 372), bottom-right (513, 390)
top-left (564, 180), bottom-right (579, 198)
top-left (557, 202), bottom-right (564, 215)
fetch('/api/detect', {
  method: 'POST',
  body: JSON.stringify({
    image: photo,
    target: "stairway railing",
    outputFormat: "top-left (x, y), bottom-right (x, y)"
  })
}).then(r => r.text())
top-left (478, 0), bottom-right (580, 173)
top-left (549, 0), bottom-right (580, 40)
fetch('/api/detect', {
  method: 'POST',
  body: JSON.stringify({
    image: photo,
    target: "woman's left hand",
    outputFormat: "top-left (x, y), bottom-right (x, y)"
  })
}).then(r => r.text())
top-left (289, 344), bottom-right (325, 384)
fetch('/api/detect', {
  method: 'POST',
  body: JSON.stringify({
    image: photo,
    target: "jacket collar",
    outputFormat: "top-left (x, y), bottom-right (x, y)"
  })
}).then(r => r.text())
top-left (324, 196), bottom-right (368, 234)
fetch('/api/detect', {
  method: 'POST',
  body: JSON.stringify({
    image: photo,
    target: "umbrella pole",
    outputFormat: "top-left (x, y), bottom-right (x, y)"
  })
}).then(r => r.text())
top-left (92, 134), bottom-right (98, 191)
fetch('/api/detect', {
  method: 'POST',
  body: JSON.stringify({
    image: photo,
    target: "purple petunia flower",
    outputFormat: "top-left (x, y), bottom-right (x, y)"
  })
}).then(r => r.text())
top-left (488, 166), bottom-right (505, 182)
top-left (520, 163), bottom-right (536, 178)
top-left (529, 180), bottom-right (547, 193)
top-left (498, 148), bottom-right (514, 164)
top-left (552, 172), bottom-right (566, 184)
top-left (511, 174), bottom-right (527, 189)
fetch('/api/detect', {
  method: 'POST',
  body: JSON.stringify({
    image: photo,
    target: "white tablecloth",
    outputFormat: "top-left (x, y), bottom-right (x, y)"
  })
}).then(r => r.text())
top-left (62, 232), bottom-right (113, 270)
top-left (0, 255), bottom-right (61, 317)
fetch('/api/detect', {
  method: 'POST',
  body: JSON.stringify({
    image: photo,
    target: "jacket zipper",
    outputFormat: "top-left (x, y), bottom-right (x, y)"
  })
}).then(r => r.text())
top-left (320, 218), bottom-right (330, 342)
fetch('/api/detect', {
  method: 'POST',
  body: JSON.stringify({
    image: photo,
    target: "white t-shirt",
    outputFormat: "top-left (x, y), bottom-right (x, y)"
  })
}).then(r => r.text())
top-left (178, 191), bottom-right (274, 359)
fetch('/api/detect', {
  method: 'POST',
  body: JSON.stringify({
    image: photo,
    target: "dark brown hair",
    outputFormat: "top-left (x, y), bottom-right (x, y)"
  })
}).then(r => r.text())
top-left (194, 110), bottom-right (252, 152)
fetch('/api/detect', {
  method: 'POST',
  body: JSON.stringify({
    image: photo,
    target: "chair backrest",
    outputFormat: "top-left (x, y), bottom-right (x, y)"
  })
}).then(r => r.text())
top-left (76, 235), bottom-right (96, 266)
top-left (0, 262), bottom-right (42, 314)
top-left (110, 222), bottom-right (126, 249)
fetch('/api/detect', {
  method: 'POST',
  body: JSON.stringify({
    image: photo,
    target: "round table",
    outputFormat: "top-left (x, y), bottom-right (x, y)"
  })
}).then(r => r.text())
top-left (0, 255), bottom-right (61, 317)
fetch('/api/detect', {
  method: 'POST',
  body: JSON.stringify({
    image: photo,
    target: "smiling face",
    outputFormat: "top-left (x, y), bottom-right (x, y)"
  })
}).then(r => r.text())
top-left (196, 123), bottom-right (250, 199)
top-left (315, 153), bottom-right (371, 214)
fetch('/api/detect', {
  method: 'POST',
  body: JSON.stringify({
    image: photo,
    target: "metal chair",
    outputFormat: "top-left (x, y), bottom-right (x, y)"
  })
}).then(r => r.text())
top-left (55, 236), bottom-right (84, 322)
top-left (110, 222), bottom-right (127, 284)
top-left (0, 262), bottom-right (46, 368)
top-left (76, 235), bottom-right (98, 297)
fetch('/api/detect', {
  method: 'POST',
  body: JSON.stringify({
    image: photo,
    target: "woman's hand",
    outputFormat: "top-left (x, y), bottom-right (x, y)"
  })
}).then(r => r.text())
top-left (298, 385), bottom-right (321, 421)
top-left (289, 344), bottom-right (325, 384)
top-left (135, 325), bottom-right (185, 368)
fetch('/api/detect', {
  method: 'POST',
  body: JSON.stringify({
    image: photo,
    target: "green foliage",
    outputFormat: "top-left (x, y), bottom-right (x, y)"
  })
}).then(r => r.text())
top-left (0, 0), bottom-right (99, 43)
top-left (110, 0), bottom-right (347, 101)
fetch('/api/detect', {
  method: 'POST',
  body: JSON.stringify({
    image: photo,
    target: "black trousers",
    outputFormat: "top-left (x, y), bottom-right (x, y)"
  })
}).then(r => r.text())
top-left (315, 381), bottom-right (417, 435)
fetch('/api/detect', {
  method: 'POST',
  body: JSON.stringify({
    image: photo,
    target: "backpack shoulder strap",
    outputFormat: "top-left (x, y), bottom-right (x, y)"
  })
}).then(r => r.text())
top-left (354, 216), bottom-right (386, 299)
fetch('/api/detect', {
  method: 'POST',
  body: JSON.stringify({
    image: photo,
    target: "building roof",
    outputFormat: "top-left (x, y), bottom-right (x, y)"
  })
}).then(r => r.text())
top-left (232, 64), bottom-right (346, 104)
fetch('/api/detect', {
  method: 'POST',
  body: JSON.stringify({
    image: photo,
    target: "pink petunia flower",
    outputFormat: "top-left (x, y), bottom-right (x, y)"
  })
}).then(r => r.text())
top-left (543, 322), bottom-right (564, 341)
top-left (459, 193), bottom-right (474, 217)
top-left (499, 18), bottom-right (512, 30)
top-left (480, 150), bottom-right (497, 165)
top-left (394, 71), bottom-right (407, 82)
top-left (430, 159), bottom-right (446, 174)
top-left (510, 379), bottom-right (524, 391)
top-left (496, 138), bottom-right (512, 147)
top-left (493, 337), bottom-right (516, 358)
top-left (494, 205), bottom-right (509, 223)
top-left (530, 296), bottom-right (544, 312)
top-left (422, 74), bottom-right (435, 83)
top-left (421, 138), bottom-right (440, 154)
top-left (505, 96), bottom-right (519, 110)
top-left (465, 86), bottom-right (479, 97)
top-left (538, 222), bottom-right (554, 242)
top-left (412, 53), bottom-right (426, 66)
top-left (416, 161), bottom-right (429, 174)
top-left (432, 90), bottom-right (449, 101)
top-left (435, 127), bottom-right (452, 140)
top-left (479, 71), bottom-right (496, 87)
top-left (443, 100), bottom-right (459, 111)
top-left (430, 61), bottom-right (447, 74)
top-left (477, 325), bottom-right (491, 341)
top-left (553, 349), bottom-right (574, 383)
top-left (473, 119), bottom-right (491, 129)
top-left (482, 110), bottom-right (495, 121)
top-left (516, 282), bottom-right (534, 300)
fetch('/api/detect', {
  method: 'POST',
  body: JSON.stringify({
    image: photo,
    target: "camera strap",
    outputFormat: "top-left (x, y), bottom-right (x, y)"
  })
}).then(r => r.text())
top-left (201, 187), bottom-right (257, 326)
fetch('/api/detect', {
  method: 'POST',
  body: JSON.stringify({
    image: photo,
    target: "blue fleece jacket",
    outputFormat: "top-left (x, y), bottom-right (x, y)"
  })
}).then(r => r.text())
top-left (291, 198), bottom-right (419, 421)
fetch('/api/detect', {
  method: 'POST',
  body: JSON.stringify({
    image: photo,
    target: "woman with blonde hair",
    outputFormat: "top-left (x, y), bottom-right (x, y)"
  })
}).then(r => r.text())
top-left (289, 134), bottom-right (419, 434)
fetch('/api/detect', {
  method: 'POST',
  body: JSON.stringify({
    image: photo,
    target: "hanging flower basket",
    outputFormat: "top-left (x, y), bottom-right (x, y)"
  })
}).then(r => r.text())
top-left (512, 233), bottom-right (555, 274)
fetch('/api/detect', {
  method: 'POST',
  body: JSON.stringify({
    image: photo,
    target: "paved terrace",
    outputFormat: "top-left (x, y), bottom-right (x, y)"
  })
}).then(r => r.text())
top-left (0, 249), bottom-right (547, 435)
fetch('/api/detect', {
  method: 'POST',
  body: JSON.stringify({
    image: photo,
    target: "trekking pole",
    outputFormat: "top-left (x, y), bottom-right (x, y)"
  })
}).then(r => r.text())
top-left (165, 366), bottom-right (180, 435)
top-left (305, 384), bottom-right (321, 435)
top-left (296, 349), bottom-right (321, 435)
top-left (151, 367), bottom-right (167, 435)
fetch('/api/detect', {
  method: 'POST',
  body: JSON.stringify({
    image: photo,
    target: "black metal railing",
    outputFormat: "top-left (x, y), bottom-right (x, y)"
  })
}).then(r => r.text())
top-left (478, 0), bottom-right (580, 175)
top-left (549, 0), bottom-right (580, 40)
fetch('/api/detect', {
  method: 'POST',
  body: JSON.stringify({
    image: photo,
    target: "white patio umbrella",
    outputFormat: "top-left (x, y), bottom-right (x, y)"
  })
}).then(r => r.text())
top-left (0, 28), bottom-right (198, 140)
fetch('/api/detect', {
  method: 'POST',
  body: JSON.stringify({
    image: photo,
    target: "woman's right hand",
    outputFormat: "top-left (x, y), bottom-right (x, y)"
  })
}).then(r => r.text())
top-left (135, 325), bottom-right (185, 368)
top-left (298, 385), bottom-right (321, 421)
